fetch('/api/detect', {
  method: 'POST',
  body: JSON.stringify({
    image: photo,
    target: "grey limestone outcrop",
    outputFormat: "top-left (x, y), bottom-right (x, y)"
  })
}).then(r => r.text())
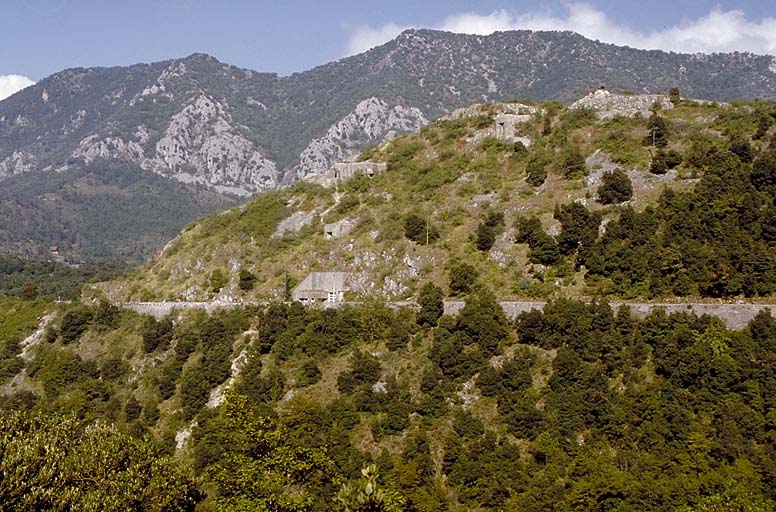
top-left (571, 89), bottom-right (673, 119)
top-left (71, 94), bottom-right (278, 196)
top-left (0, 150), bottom-right (35, 178)
top-left (296, 97), bottom-right (427, 179)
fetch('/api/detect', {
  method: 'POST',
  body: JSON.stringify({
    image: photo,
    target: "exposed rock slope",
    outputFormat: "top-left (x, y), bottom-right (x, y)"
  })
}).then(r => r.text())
top-left (2, 30), bottom-right (776, 262)
top-left (297, 97), bottom-right (427, 179)
top-left (3, 30), bottom-right (776, 192)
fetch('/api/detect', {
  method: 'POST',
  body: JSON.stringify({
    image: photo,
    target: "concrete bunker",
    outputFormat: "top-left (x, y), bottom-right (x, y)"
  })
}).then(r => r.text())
top-left (292, 272), bottom-right (353, 303)
top-left (331, 161), bottom-right (387, 181)
top-left (324, 219), bottom-right (355, 240)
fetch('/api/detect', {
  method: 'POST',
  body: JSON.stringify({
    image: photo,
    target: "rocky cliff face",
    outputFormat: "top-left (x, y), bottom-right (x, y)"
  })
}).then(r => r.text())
top-left (3, 29), bottom-right (776, 198)
top-left (72, 94), bottom-right (278, 195)
top-left (296, 97), bottom-right (427, 178)
top-left (0, 150), bottom-right (35, 178)
top-left (151, 95), bottom-right (277, 194)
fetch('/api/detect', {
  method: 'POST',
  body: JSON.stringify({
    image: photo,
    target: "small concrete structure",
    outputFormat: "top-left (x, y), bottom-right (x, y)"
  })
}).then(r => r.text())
top-left (494, 114), bottom-right (532, 139)
top-left (331, 161), bottom-right (387, 180)
top-left (292, 272), bottom-right (352, 303)
top-left (324, 219), bottom-right (355, 240)
top-left (306, 160), bottom-right (388, 188)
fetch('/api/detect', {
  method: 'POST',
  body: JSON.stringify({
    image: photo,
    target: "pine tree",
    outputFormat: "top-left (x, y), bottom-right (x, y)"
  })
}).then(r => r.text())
top-left (597, 168), bottom-right (633, 204)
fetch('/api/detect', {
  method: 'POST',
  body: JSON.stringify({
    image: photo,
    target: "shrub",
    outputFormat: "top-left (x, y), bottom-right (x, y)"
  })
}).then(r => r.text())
top-left (528, 232), bottom-right (562, 265)
top-left (180, 362), bottom-right (210, 420)
top-left (337, 350), bottom-right (381, 394)
top-left (752, 149), bottom-right (776, 193)
top-left (449, 263), bottom-right (478, 296)
top-left (526, 151), bottom-right (549, 186)
top-left (455, 290), bottom-right (509, 356)
top-left (386, 321), bottom-right (410, 351)
top-left (555, 202), bottom-right (601, 266)
top-left (728, 136), bottom-right (753, 163)
top-left (668, 86), bottom-right (681, 105)
top-left (417, 283), bottom-right (444, 327)
top-left (208, 269), bottom-right (227, 294)
top-left (475, 223), bottom-right (496, 252)
top-left (403, 214), bottom-right (439, 245)
top-left (125, 396), bottom-right (142, 422)
top-left (386, 139), bottom-right (424, 170)
top-left (515, 216), bottom-right (542, 245)
top-left (298, 360), bottom-right (321, 387)
top-left (597, 168), bottom-right (633, 204)
top-left (650, 149), bottom-right (682, 174)
top-left (238, 269), bottom-right (256, 291)
top-left (93, 300), bottom-right (119, 330)
top-left (335, 195), bottom-right (360, 215)
top-left (60, 307), bottom-right (93, 344)
top-left (558, 145), bottom-right (586, 179)
top-left (646, 113), bottom-right (669, 147)
top-left (142, 316), bottom-right (173, 353)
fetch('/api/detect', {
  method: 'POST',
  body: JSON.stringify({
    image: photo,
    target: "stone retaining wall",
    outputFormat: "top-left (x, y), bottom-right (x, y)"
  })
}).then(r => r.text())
top-left (123, 300), bottom-right (775, 329)
top-left (444, 301), bottom-right (776, 330)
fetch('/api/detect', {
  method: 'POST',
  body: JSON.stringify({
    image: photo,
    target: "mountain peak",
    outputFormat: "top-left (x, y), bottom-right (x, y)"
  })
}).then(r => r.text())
top-left (180, 52), bottom-right (220, 63)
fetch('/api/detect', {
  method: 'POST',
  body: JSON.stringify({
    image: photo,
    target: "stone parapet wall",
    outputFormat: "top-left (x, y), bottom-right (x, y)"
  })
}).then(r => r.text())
top-left (445, 301), bottom-right (776, 329)
top-left (123, 300), bottom-right (775, 329)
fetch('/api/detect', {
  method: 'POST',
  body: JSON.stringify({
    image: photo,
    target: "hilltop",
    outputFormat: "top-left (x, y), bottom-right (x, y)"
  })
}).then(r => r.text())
top-left (102, 91), bottom-right (776, 304)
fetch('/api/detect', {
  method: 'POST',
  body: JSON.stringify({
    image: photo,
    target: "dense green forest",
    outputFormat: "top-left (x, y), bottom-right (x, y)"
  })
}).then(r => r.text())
top-left (0, 254), bottom-right (124, 299)
top-left (2, 294), bottom-right (776, 510)
top-left (0, 161), bottom-right (237, 264)
top-left (515, 127), bottom-right (776, 298)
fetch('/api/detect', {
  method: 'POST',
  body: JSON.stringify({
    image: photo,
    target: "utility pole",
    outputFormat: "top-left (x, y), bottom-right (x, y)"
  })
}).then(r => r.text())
top-left (426, 216), bottom-right (429, 246)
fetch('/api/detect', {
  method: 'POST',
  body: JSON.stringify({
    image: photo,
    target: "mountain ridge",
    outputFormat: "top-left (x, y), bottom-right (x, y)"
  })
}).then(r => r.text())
top-left (4, 29), bottom-right (776, 184)
top-left (2, 29), bottom-right (776, 263)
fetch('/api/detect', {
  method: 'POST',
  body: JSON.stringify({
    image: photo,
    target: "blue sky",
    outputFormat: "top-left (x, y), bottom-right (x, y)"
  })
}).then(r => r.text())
top-left (1, 0), bottom-right (776, 84)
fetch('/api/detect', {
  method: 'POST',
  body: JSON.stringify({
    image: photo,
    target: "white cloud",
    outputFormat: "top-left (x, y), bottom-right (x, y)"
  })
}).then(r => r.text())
top-left (343, 4), bottom-right (776, 56)
top-left (0, 75), bottom-right (36, 101)
top-left (345, 22), bottom-right (412, 56)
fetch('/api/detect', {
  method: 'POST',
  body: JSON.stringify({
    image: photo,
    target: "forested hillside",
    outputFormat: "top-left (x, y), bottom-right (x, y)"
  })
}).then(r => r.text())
top-left (2, 295), bottom-right (776, 510)
top-left (0, 161), bottom-right (237, 263)
top-left (2, 93), bottom-right (776, 510)
top-left (0, 254), bottom-right (123, 299)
